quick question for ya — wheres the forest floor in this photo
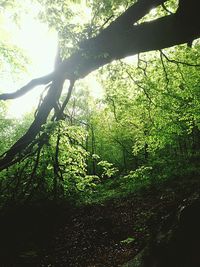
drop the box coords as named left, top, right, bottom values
left=0, top=175, right=199, bottom=267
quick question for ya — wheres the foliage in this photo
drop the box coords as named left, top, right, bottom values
left=0, top=0, right=29, bottom=78
left=97, top=160, right=118, bottom=179
left=124, top=166, right=153, bottom=185
left=0, top=42, right=28, bottom=73
left=120, top=236, right=135, bottom=244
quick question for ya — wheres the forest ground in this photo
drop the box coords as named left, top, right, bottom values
left=0, top=174, right=199, bottom=267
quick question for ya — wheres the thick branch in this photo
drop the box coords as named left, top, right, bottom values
left=103, top=0, right=168, bottom=30
left=0, top=73, right=54, bottom=100
left=58, top=12, right=200, bottom=81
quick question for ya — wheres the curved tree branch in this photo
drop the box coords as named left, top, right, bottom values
left=0, top=72, right=55, bottom=100
left=58, top=2, right=200, bottom=81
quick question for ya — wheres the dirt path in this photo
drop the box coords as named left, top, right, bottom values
left=39, top=190, right=184, bottom=266
left=0, top=176, right=199, bottom=267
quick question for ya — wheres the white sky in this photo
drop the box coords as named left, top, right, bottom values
left=1, top=5, right=58, bottom=118
left=1, top=3, right=104, bottom=118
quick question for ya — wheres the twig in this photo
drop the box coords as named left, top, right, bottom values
left=160, top=50, right=200, bottom=67
left=137, top=54, right=148, bottom=77
left=161, top=3, right=174, bottom=15
left=159, top=50, right=169, bottom=88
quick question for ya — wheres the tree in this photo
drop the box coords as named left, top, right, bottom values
left=0, top=0, right=200, bottom=170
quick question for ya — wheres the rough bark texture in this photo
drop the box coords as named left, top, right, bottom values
left=0, top=0, right=200, bottom=170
